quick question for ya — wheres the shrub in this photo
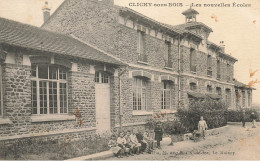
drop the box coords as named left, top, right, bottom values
left=0, top=134, right=110, bottom=160
left=162, top=120, right=188, bottom=135
left=176, top=97, right=227, bottom=133
left=228, top=108, right=259, bottom=122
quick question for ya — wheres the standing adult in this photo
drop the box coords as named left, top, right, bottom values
left=250, top=112, right=257, bottom=128
left=241, top=110, right=246, bottom=128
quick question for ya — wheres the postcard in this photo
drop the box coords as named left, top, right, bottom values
left=0, top=0, right=259, bottom=160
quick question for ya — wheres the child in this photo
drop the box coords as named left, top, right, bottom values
left=154, top=121, right=163, bottom=149
left=108, top=135, right=124, bottom=158
left=198, top=116, right=208, bottom=140
left=250, top=112, right=257, bottom=128
left=124, top=130, right=135, bottom=155
left=135, top=130, right=148, bottom=153
left=143, top=130, right=154, bottom=153
left=130, top=129, right=142, bottom=154
left=117, top=132, right=130, bottom=156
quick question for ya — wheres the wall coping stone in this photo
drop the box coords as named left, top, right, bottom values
left=182, top=72, right=235, bottom=86
left=31, top=114, right=76, bottom=122
left=115, top=122, right=147, bottom=128
left=128, top=63, right=179, bottom=76
left=137, top=61, right=149, bottom=65
left=0, top=117, right=12, bottom=125
left=160, top=109, right=177, bottom=114
left=132, top=110, right=153, bottom=116
left=0, top=127, right=97, bottom=141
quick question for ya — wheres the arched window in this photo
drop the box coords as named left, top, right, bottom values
left=190, top=82, right=197, bottom=91
left=31, top=64, right=68, bottom=115
left=225, top=88, right=231, bottom=108
left=95, top=72, right=109, bottom=83
left=133, top=77, right=148, bottom=111
left=161, top=81, right=173, bottom=109
left=207, top=85, right=213, bottom=93
left=216, top=87, right=222, bottom=96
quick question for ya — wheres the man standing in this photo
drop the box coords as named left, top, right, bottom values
left=241, top=110, right=246, bottom=128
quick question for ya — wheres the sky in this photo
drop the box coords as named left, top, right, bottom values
left=0, top=0, right=260, bottom=105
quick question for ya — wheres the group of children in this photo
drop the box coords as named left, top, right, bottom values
left=108, top=122, right=163, bottom=158
left=108, top=117, right=209, bottom=158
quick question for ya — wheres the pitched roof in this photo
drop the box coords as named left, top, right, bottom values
left=0, top=17, right=124, bottom=65
left=234, top=80, right=256, bottom=90
left=207, top=41, right=238, bottom=62
left=182, top=8, right=199, bottom=15
left=119, top=7, right=182, bottom=35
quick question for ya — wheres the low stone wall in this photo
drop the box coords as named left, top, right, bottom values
left=0, top=128, right=96, bottom=160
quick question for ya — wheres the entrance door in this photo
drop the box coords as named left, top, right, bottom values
left=95, top=72, right=111, bottom=135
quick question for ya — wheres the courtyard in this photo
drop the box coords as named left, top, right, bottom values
left=106, top=122, right=260, bottom=160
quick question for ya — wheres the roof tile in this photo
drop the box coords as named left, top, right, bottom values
left=0, top=17, right=124, bottom=65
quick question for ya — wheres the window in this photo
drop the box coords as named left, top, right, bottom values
left=217, top=60, right=221, bottom=79
left=95, top=72, right=109, bottom=83
left=190, top=48, right=196, bottom=72
left=242, top=91, right=245, bottom=107
left=225, top=89, right=231, bottom=108
left=165, top=41, right=172, bottom=68
left=0, top=64, right=3, bottom=117
left=31, top=64, right=68, bottom=115
left=226, top=64, right=231, bottom=81
left=190, top=82, right=197, bottom=91
left=216, top=87, right=222, bottom=96
left=161, top=81, right=172, bottom=109
left=137, top=30, right=147, bottom=62
left=207, top=55, right=212, bottom=76
left=133, top=77, right=147, bottom=111
left=207, top=85, right=213, bottom=93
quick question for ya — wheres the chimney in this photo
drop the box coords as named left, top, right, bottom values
left=220, top=41, right=225, bottom=53
left=42, top=1, right=51, bottom=23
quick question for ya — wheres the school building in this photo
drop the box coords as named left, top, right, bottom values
left=0, top=0, right=254, bottom=143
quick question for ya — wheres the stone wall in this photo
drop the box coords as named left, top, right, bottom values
left=0, top=51, right=100, bottom=140
left=42, top=0, right=180, bottom=71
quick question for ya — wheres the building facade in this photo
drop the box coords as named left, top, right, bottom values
left=0, top=0, right=254, bottom=145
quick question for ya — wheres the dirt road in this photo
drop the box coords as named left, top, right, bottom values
left=107, top=122, right=260, bottom=160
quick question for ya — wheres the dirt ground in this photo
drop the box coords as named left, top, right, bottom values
left=107, top=122, right=260, bottom=160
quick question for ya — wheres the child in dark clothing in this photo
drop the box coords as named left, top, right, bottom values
left=135, top=130, right=147, bottom=153
left=154, top=121, right=163, bottom=149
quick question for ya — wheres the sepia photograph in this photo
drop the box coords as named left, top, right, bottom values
left=0, top=0, right=259, bottom=160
